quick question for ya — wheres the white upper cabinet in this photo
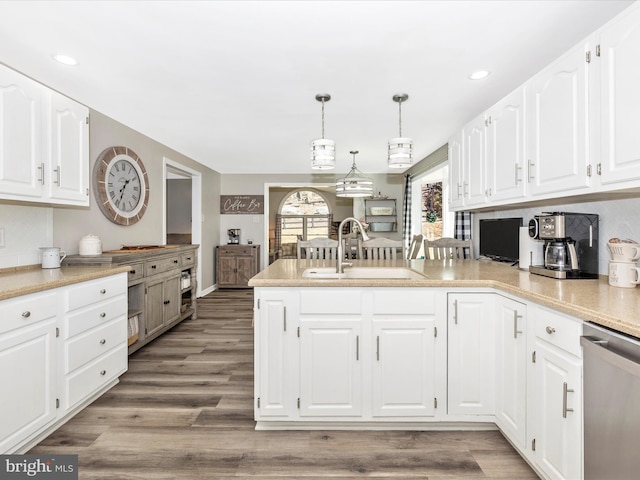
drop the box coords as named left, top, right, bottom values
left=463, top=114, right=488, bottom=207
left=486, top=86, right=527, bottom=202
left=597, top=4, right=640, bottom=185
left=0, top=64, right=89, bottom=206
left=448, top=130, right=464, bottom=209
left=527, top=40, right=591, bottom=196
left=0, top=66, right=44, bottom=199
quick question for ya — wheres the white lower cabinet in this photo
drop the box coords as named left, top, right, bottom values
left=0, top=273, right=128, bottom=454
left=495, top=295, right=527, bottom=449
left=447, top=293, right=496, bottom=415
left=529, top=305, right=583, bottom=480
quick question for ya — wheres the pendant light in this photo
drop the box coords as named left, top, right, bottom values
left=311, top=93, right=335, bottom=169
left=388, top=93, right=413, bottom=168
left=336, top=150, right=373, bottom=197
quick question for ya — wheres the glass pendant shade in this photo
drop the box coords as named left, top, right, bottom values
left=387, top=137, right=414, bottom=168
left=388, top=93, right=413, bottom=168
left=311, top=93, right=335, bottom=169
left=311, top=138, right=336, bottom=170
left=336, top=151, right=373, bottom=198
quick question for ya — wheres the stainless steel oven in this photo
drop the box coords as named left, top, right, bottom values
left=581, top=323, right=640, bottom=480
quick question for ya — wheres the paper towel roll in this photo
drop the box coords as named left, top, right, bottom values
left=519, top=226, right=544, bottom=270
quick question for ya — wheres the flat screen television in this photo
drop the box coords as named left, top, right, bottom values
left=479, top=217, right=523, bottom=263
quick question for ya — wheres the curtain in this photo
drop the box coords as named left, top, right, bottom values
left=402, top=173, right=412, bottom=259
left=454, top=211, right=472, bottom=259
left=274, top=213, right=282, bottom=256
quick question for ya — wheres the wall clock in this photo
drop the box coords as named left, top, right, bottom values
left=93, top=146, right=149, bottom=226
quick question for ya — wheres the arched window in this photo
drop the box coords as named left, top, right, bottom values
left=275, top=190, right=333, bottom=258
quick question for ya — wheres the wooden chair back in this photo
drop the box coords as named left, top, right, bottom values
left=297, top=237, right=339, bottom=260
left=423, top=237, right=473, bottom=260
left=407, top=234, right=424, bottom=259
left=358, top=238, right=403, bottom=260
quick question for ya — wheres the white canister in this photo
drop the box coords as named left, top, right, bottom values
left=40, top=247, right=67, bottom=269
left=608, top=261, right=640, bottom=288
left=79, top=234, right=102, bottom=256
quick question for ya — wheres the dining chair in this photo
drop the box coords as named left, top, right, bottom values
left=423, top=237, right=473, bottom=260
left=297, top=237, right=339, bottom=260
left=358, top=237, right=403, bottom=260
left=407, top=234, right=424, bottom=259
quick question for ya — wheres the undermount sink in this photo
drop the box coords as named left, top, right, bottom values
left=302, top=267, right=426, bottom=280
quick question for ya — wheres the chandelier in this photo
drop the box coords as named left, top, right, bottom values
left=310, top=93, right=335, bottom=169
left=335, top=150, right=373, bottom=198
left=388, top=93, right=413, bottom=168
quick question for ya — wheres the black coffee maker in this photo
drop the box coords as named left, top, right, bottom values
left=528, top=212, right=599, bottom=279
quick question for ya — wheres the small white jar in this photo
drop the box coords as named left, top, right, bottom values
left=79, top=234, right=102, bottom=256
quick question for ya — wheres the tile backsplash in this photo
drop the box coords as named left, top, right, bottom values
left=474, top=196, right=640, bottom=275
left=0, top=204, right=53, bottom=268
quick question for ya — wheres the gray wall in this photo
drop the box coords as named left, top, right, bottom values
left=52, top=110, right=220, bottom=292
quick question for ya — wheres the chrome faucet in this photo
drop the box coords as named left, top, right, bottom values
left=337, top=217, right=370, bottom=274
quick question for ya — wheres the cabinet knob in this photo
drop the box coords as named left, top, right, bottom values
left=21, top=311, right=31, bottom=318
left=545, top=326, right=556, bottom=334
left=173, top=259, right=178, bottom=264
left=164, top=300, right=170, bottom=305
left=151, top=265, right=157, bottom=269
left=99, top=339, right=106, bottom=345
left=100, top=289, right=106, bottom=294
left=100, top=312, right=106, bottom=318
left=100, top=370, right=106, bottom=376
left=129, top=269, right=136, bottom=275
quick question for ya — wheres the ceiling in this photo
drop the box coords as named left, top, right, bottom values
left=0, top=1, right=634, bottom=175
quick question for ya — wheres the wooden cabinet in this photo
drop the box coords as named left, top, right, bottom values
left=0, top=63, right=89, bottom=206
left=495, top=295, right=527, bottom=449
left=447, top=293, right=495, bottom=416
left=529, top=305, right=583, bottom=480
left=597, top=3, right=640, bottom=185
left=364, top=198, right=397, bottom=232
left=0, top=291, right=57, bottom=454
left=216, top=245, right=260, bottom=288
left=63, top=245, right=198, bottom=354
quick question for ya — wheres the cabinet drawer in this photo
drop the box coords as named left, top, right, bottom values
left=534, top=308, right=583, bottom=357
left=145, top=256, right=181, bottom=275
left=65, top=296, right=126, bottom=338
left=181, top=252, right=196, bottom=267
left=220, top=246, right=253, bottom=256
left=63, top=343, right=127, bottom=411
left=65, top=317, right=126, bottom=373
left=300, top=289, right=362, bottom=314
left=1, top=291, right=57, bottom=335
left=372, top=288, right=435, bottom=314
left=66, top=275, right=126, bottom=311
left=126, top=262, right=144, bottom=282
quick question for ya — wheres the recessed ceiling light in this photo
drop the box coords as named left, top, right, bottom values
left=469, top=70, right=490, bottom=80
left=53, top=54, right=78, bottom=66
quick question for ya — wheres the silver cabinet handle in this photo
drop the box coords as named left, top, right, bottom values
left=513, top=311, right=523, bottom=338
left=546, top=326, right=556, bottom=335
left=54, top=166, right=61, bottom=186
left=376, top=335, right=380, bottom=361
left=21, top=311, right=31, bottom=318
left=99, top=339, right=106, bottom=345
left=37, top=163, right=45, bottom=185
left=463, top=181, right=469, bottom=196
left=528, top=159, right=535, bottom=181
left=283, top=306, right=286, bottom=332
left=457, top=183, right=462, bottom=198
left=515, top=163, right=522, bottom=184
left=356, top=335, right=359, bottom=361
left=562, top=382, right=574, bottom=418
left=453, top=299, right=458, bottom=325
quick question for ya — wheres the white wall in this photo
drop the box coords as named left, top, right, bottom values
left=474, top=195, right=640, bottom=275
left=0, top=204, right=53, bottom=268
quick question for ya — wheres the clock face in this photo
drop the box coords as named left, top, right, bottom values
left=93, top=147, right=149, bottom=226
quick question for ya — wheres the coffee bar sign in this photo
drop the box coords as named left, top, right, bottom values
left=220, top=195, right=264, bottom=214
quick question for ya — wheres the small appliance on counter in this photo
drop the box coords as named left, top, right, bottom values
left=40, top=247, right=66, bottom=269
left=227, top=229, right=240, bottom=244
left=528, top=212, right=598, bottom=279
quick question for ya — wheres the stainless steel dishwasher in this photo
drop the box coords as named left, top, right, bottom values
left=581, top=323, right=640, bottom=480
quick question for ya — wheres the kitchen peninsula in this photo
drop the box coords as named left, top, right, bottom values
left=250, top=258, right=639, bottom=480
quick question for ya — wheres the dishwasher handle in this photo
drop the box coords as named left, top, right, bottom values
left=581, top=335, right=640, bottom=378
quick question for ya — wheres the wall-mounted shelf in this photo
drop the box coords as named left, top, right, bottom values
left=365, top=198, right=397, bottom=232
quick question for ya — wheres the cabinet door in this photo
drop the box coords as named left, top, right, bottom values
left=448, top=131, right=464, bottom=209
left=299, top=319, right=362, bottom=417
left=0, top=318, right=56, bottom=453
left=487, top=87, right=527, bottom=202
left=217, top=255, right=236, bottom=287
left=235, top=256, right=255, bottom=286
left=0, top=64, right=44, bottom=199
left=463, top=115, right=487, bottom=206
left=255, top=290, right=295, bottom=418
left=47, top=91, right=89, bottom=204
left=599, top=5, right=640, bottom=185
left=145, top=277, right=165, bottom=337
left=372, top=318, right=435, bottom=417
left=528, top=41, right=591, bottom=196
left=494, top=296, right=527, bottom=448
left=163, top=275, right=181, bottom=324
left=448, top=293, right=495, bottom=415
left=533, top=342, right=582, bottom=480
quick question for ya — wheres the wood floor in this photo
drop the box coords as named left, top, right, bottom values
left=30, top=289, right=539, bottom=479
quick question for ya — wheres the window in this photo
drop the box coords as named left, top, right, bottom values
left=411, top=165, right=454, bottom=243
left=277, top=191, right=332, bottom=257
